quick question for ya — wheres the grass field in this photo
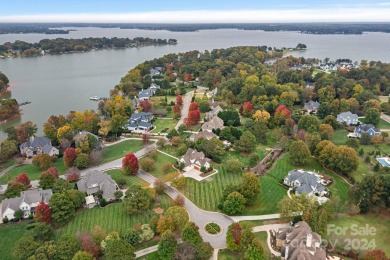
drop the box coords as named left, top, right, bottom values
left=221, top=145, right=270, bottom=168
left=267, top=155, right=351, bottom=206
left=218, top=249, right=244, bottom=260
left=138, top=251, right=159, bottom=260
left=254, top=231, right=272, bottom=258
left=106, top=169, right=148, bottom=187
left=333, top=129, right=349, bottom=145
left=58, top=194, right=172, bottom=237
left=324, top=213, right=390, bottom=256
left=151, top=118, right=177, bottom=133
left=0, top=222, right=30, bottom=259
left=0, top=159, right=66, bottom=184
left=101, top=140, right=144, bottom=163
left=141, top=153, right=177, bottom=179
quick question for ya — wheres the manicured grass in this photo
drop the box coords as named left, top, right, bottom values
left=221, top=145, right=269, bottom=168
left=324, top=213, right=390, bottom=256
left=58, top=194, right=172, bottom=236
left=0, top=222, right=30, bottom=260
left=205, top=222, right=221, bottom=234
left=0, top=159, right=16, bottom=172
left=267, top=155, right=351, bottom=208
left=0, top=159, right=66, bottom=184
left=254, top=231, right=272, bottom=258
left=141, top=153, right=177, bottom=179
left=218, top=249, right=244, bottom=260
left=151, top=118, right=177, bottom=133
left=101, top=140, right=144, bottom=163
left=106, top=169, right=148, bottom=187
left=333, top=129, right=349, bottom=145
left=138, top=251, right=159, bottom=260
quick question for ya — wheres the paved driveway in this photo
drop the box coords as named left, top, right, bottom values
left=175, top=90, right=194, bottom=129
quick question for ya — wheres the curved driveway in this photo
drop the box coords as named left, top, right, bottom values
left=175, top=90, right=194, bottom=130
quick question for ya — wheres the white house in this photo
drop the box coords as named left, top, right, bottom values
left=1, top=189, right=52, bottom=221
left=179, top=148, right=211, bottom=172
left=337, top=111, right=359, bottom=126
left=353, top=124, right=381, bottom=138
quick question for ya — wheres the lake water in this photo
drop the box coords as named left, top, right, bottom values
left=1, top=27, right=390, bottom=139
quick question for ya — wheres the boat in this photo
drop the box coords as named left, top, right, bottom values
left=90, top=96, right=99, bottom=101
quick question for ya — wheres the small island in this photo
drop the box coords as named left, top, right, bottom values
left=0, top=71, right=19, bottom=122
left=0, top=37, right=178, bottom=58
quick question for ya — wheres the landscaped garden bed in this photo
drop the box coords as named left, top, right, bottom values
left=205, top=222, right=222, bottom=235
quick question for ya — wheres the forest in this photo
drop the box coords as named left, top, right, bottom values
left=0, top=71, right=19, bottom=121
left=0, top=37, right=177, bottom=57
left=2, top=23, right=390, bottom=34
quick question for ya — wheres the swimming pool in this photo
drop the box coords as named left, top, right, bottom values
left=376, top=158, right=390, bottom=167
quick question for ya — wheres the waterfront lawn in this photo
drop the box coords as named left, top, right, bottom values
left=101, top=140, right=144, bottom=163
left=152, top=118, right=177, bottom=133
left=141, top=153, right=177, bottom=179
left=106, top=169, right=148, bottom=187
left=324, top=213, right=390, bottom=256
left=0, top=222, right=30, bottom=260
left=267, top=155, right=351, bottom=207
left=58, top=194, right=172, bottom=236
left=0, top=159, right=66, bottom=185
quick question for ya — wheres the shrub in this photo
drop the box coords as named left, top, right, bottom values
left=140, top=157, right=155, bottom=172
left=114, top=191, right=123, bottom=200
left=3, top=216, right=9, bottom=224
left=99, top=198, right=107, bottom=207
left=74, top=153, right=90, bottom=169
left=162, top=163, right=172, bottom=174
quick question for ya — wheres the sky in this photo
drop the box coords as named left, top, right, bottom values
left=1, top=0, right=390, bottom=23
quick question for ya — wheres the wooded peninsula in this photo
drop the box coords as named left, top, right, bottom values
left=0, top=37, right=178, bottom=58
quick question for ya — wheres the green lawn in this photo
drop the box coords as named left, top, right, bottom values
left=106, top=169, right=148, bottom=187
left=254, top=231, right=272, bottom=258
left=137, top=251, right=159, bottom=260
left=101, top=140, right=144, bottom=163
left=324, top=213, right=390, bottom=256
left=360, top=118, right=390, bottom=130
left=58, top=194, right=172, bottom=237
left=333, top=129, right=349, bottom=145
left=267, top=155, right=351, bottom=208
left=221, top=146, right=269, bottom=168
left=0, top=222, right=30, bottom=260
left=0, top=159, right=66, bottom=185
left=141, top=153, right=177, bottom=179
left=151, top=118, right=177, bottom=133
left=218, top=249, right=244, bottom=260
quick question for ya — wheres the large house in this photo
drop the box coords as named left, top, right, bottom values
left=150, top=67, right=163, bottom=77
left=74, top=131, right=102, bottom=150
left=303, top=101, right=320, bottom=114
left=20, top=136, right=59, bottom=158
left=202, top=115, right=224, bottom=132
left=76, top=170, right=119, bottom=202
left=188, top=131, right=217, bottom=142
left=1, top=188, right=53, bottom=221
left=354, top=124, right=380, bottom=138
left=179, top=148, right=211, bottom=172
left=138, top=83, right=160, bottom=101
left=337, top=111, right=359, bottom=125
left=127, top=112, right=154, bottom=131
left=276, top=221, right=327, bottom=260
left=284, top=170, right=328, bottom=197
left=205, top=104, right=223, bottom=120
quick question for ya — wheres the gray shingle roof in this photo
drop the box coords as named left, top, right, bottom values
left=304, top=101, right=320, bottom=110
left=286, top=170, right=325, bottom=195
left=20, top=136, right=51, bottom=151
left=180, top=148, right=211, bottom=168
left=1, top=188, right=52, bottom=213
left=337, top=111, right=358, bottom=121
left=77, top=170, right=118, bottom=200
left=202, top=116, right=224, bottom=131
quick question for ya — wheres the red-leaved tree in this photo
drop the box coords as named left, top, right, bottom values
left=79, top=232, right=101, bottom=258
left=184, top=73, right=192, bottom=82
left=188, top=109, right=200, bottom=126
left=122, top=153, right=139, bottom=175
left=241, top=102, right=253, bottom=116
left=166, top=64, right=173, bottom=74
left=364, top=250, right=388, bottom=260
left=34, top=201, right=51, bottom=224
left=46, top=167, right=59, bottom=179
left=274, top=104, right=292, bottom=125
left=64, top=148, right=77, bottom=167
left=173, top=104, right=181, bottom=119
left=65, top=167, right=80, bottom=182
left=15, top=173, right=31, bottom=187
left=231, top=223, right=242, bottom=245
left=189, top=102, right=199, bottom=112
left=139, top=100, right=152, bottom=112
left=176, top=95, right=183, bottom=106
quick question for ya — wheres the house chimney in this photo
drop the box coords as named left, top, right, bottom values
left=306, top=233, right=312, bottom=248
